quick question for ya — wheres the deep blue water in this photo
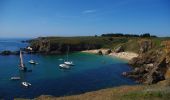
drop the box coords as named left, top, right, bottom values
left=0, top=39, right=135, bottom=99
left=0, top=38, right=28, bottom=51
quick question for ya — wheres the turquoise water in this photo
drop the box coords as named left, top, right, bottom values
left=0, top=39, right=135, bottom=99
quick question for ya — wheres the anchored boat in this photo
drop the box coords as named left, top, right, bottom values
left=29, top=59, right=38, bottom=64
left=10, top=77, right=21, bottom=80
left=64, top=46, right=75, bottom=66
left=19, top=50, right=27, bottom=72
left=21, top=81, right=31, bottom=87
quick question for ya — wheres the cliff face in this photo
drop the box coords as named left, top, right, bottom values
left=29, top=37, right=104, bottom=54
left=126, top=40, right=170, bottom=84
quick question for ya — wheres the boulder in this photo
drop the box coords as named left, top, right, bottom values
left=97, top=50, right=103, bottom=55
left=105, top=49, right=112, bottom=55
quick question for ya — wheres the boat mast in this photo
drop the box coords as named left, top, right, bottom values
left=66, top=46, right=69, bottom=61
left=20, top=50, right=24, bottom=68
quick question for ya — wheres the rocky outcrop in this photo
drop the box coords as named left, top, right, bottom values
left=139, top=39, right=153, bottom=54
left=97, top=50, right=103, bottom=55
left=0, top=50, right=20, bottom=55
left=123, top=40, right=170, bottom=84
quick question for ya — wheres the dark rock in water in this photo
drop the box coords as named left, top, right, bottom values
left=114, top=46, right=124, bottom=53
left=0, top=50, right=12, bottom=55
left=0, top=50, right=20, bottom=55
left=97, top=50, right=103, bottom=55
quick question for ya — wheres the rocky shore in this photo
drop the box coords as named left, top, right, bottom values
left=123, top=40, right=170, bottom=84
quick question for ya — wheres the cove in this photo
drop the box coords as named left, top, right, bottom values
left=0, top=52, right=136, bottom=99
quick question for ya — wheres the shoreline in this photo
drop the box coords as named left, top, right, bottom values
left=82, top=49, right=138, bottom=61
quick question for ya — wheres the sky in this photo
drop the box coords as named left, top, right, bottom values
left=0, top=0, right=170, bottom=38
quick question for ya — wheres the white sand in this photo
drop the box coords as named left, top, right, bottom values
left=82, top=49, right=138, bottom=61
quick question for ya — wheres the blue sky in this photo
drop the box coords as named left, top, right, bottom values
left=0, top=0, right=170, bottom=38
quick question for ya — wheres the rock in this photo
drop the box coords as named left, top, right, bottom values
left=97, top=50, right=103, bottom=55
left=105, top=49, right=112, bottom=55
left=129, top=50, right=162, bottom=67
left=0, top=50, right=20, bottom=55
left=165, top=68, right=170, bottom=79
left=139, top=39, right=153, bottom=54
left=0, top=50, right=12, bottom=55
left=157, top=79, right=170, bottom=87
left=114, top=46, right=124, bottom=53
left=127, top=48, right=169, bottom=84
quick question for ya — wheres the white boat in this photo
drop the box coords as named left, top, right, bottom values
left=64, top=46, right=75, bottom=66
left=59, top=64, right=70, bottom=69
left=22, top=82, right=31, bottom=87
left=29, top=59, right=38, bottom=64
left=64, top=61, right=74, bottom=66
left=10, top=77, right=21, bottom=80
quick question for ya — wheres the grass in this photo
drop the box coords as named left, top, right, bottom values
left=15, top=81, right=170, bottom=100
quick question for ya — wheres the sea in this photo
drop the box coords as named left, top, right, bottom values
left=0, top=38, right=136, bottom=99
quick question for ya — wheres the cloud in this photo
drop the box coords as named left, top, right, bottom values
left=82, top=9, right=97, bottom=14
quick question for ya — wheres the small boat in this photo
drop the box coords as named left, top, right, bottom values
left=10, top=77, right=21, bottom=80
left=29, top=59, right=38, bottom=64
left=64, top=61, right=74, bottom=66
left=64, top=46, right=75, bottom=66
left=59, top=64, right=70, bottom=69
left=22, top=82, right=31, bottom=87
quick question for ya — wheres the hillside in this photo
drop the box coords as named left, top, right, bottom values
left=16, top=79, right=170, bottom=100
left=28, top=36, right=170, bottom=54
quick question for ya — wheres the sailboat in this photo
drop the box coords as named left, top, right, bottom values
left=64, top=46, right=74, bottom=66
left=59, top=46, right=74, bottom=69
left=21, top=81, right=31, bottom=87
left=27, top=47, right=38, bottom=65
left=19, top=50, right=27, bottom=72
left=29, top=59, right=38, bottom=64
left=59, top=63, right=70, bottom=69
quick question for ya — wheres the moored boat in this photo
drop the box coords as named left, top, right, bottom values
left=21, top=82, right=31, bottom=87
left=10, top=77, right=21, bottom=80
left=64, top=46, right=75, bottom=66
left=29, top=59, right=38, bottom=64
left=59, top=64, right=70, bottom=69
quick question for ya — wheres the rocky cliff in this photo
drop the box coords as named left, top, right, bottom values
left=28, top=37, right=128, bottom=54
left=125, top=39, right=170, bottom=84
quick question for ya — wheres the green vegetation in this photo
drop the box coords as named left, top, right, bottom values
left=15, top=80, right=170, bottom=100
left=29, top=36, right=129, bottom=53
left=29, top=36, right=170, bottom=54
left=101, top=33, right=157, bottom=38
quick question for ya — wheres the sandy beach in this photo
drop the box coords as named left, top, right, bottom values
left=82, top=49, right=138, bottom=61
